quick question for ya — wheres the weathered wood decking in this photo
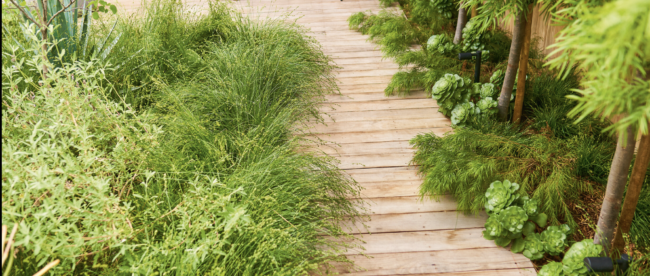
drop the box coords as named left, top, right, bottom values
left=116, top=0, right=536, bottom=274
left=234, top=1, right=536, bottom=275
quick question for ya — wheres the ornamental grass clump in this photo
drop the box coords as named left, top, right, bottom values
left=2, top=0, right=365, bottom=274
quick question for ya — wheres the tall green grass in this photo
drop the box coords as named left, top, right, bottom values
left=2, top=0, right=364, bottom=274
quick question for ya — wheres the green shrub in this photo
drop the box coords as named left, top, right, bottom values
left=2, top=0, right=365, bottom=274
left=2, top=52, right=159, bottom=274
left=410, top=118, right=595, bottom=229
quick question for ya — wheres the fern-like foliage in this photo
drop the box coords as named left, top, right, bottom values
left=411, top=118, right=599, bottom=230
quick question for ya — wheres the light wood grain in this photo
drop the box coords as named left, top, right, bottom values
left=306, top=127, right=453, bottom=144
left=332, top=248, right=535, bottom=275
left=319, top=98, right=439, bottom=112
left=332, top=228, right=497, bottom=254
left=343, top=211, right=489, bottom=234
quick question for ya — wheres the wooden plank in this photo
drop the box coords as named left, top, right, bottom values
left=317, top=107, right=441, bottom=123
left=307, top=141, right=415, bottom=155
left=336, top=83, right=393, bottom=93
left=343, top=211, right=489, bottom=234
left=335, top=153, right=414, bottom=169
left=353, top=195, right=459, bottom=215
left=307, top=127, right=453, bottom=144
left=319, top=99, right=438, bottom=112
left=329, top=51, right=386, bottom=59
left=336, top=68, right=400, bottom=78
left=323, top=91, right=426, bottom=103
left=345, top=167, right=421, bottom=182
left=308, top=118, right=449, bottom=134
left=333, top=228, right=496, bottom=255
left=334, top=63, right=400, bottom=71
left=333, top=248, right=535, bottom=275
left=332, top=57, right=396, bottom=65
left=358, top=180, right=422, bottom=198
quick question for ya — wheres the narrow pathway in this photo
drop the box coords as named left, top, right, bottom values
left=115, top=0, right=537, bottom=274
left=234, top=1, right=536, bottom=275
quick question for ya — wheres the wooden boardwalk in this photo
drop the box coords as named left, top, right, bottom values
left=116, top=0, right=536, bottom=274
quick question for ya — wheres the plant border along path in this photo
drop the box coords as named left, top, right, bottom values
left=116, top=0, right=534, bottom=274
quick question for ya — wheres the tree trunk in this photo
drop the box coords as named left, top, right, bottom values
left=594, top=125, right=637, bottom=255
left=41, top=0, right=49, bottom=76
left=471, top=5, right=477, bottom=18
left=496, top=11, right=526, bottom=121
left=611, top=130, right=650, bottom=257
left=453, top=2, right=467, bottom=44
left=512, top=3, right=534, bottom=123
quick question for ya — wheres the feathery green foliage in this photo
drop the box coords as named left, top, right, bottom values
left=2, top=0, right=364, bottom=274
left=411, top=118, right=594, bottom=229
left=546, top=0, right=650, bottom=140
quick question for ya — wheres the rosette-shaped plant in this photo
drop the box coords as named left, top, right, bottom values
left=522, top=233, right=545, bottom=260
left=429, top=0, right=455, bottom=18
left=562, top=239, right=602, bottom=275
left=522, top=198, right=539, bottom=217
left=482, top=214, right=505, bottom=240
left=479, top=83, right=497, bottom=98
left=541, top=224, right=571, bottom=256
left=490, top=69, right=504, bottom=86
left=451, top=101, right=477, bottom=125
left=426, top=33, right=456, bottom=54
left=539, top=261, right=565, bottom=276
left=461, top=18, right=490, bottom=60
left=476, top=97, right=497, bottom=117
left=484, top=180, right=520, bottom=214
left=432, top=74, right=471, bottom=116
left=498, top=206, right=528, bottom=233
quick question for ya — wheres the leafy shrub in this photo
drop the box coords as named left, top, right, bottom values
left=432, top=73, right=472, bottom=116
left=411, top=119, right=594, bottom=229
left=429, top=0, right=456, bottom=18
left=2, top=0, right=365, bottom=274
left=561, top=239, right=603, bottom=275
left=451, top=101, right=478, bottom=125
left=522, top=233, right=545, bottom=260
left=461, top=18, right=490, bottom=60
left=427, top=33, right=457, bottom=55
left=541, top=225, right=571, bottom=256
left=484, top=180, right=520, bottom=214
left=2, top=52, right=159, bottom=274
left=538, top=261, right=564, bottom=276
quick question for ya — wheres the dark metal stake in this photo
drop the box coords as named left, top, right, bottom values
left=458, top=50, right=482, bottom=83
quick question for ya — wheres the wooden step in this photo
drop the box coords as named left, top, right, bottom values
left=343, top=211, right=489, bottom=234
left=333, top=248, right=535, bottom=275
left=319, top=99, right=438, bottom=112
left=332, top=228, right=497, bottom=255
left=353, top=195, right=459, bottom=215
left=307, top=127, right=453, bottom=144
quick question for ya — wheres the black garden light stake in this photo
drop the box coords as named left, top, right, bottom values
left=584, top=254, right=631, bottom=273
left=458, top=50, right=482, bottom=83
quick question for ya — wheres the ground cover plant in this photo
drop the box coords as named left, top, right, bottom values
left=347, top=0, right=526, bottom=125
left=2, top=0, right=365, bottom=274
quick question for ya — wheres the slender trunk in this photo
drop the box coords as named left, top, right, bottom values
left=471, top=5, right=477, bottom=18
left=611, top=130, right=650, bottom=257
left=41, top=0, right=49, bottom=76
left=496, top=11, right=526, bottom=121
left=594, top=126, right=637, bottom=255
left=512, top=3, right=534, bottom=123
left=453, top=2, right=467, bottom=44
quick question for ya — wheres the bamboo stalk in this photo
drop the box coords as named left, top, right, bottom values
left=33, top=259, right=61, bottom=276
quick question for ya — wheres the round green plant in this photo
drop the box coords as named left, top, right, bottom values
left=484, top=180, right=520, bottom=214
left=498, top=206, right=528, bottom=233
left=562, top=239, right=603, bottom=275
left=539, top=261, right=564, bottom=276
left=541, top=224, right=571, bottom=256
left=451, top=101, right=477, bottom=125
left=522, top=233, right=545, bottom=260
